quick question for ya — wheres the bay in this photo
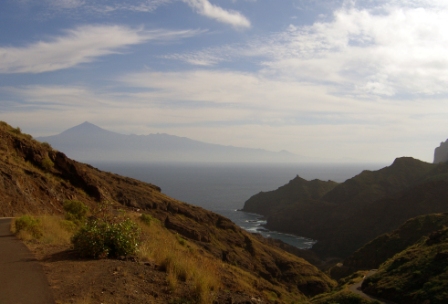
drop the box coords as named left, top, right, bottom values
left=93, top=162, right=385, bottom=249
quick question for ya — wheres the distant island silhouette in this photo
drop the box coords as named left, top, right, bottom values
left=37, top=122, right=304, bottom=163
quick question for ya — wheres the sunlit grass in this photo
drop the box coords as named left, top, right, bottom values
left=12, top=215, right=74, bottom=246
left=11, top=211, right=310, bottom=304
left=136, top=216, right=221, bottom=303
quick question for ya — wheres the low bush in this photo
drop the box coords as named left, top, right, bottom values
left=41, top=142, right=52, bottom=149
left=11, top=127, right=21, bottom=134
left=140, top=213, right=152, bottom=226
left=72, top=216, right=141, bottom=259
left=41, top=157, right=54, bottom=171
left=63, top=200, right=88, bottom=223
left=14, top=215, right=43, bottom=239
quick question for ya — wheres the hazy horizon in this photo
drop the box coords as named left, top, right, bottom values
left=38, top=121, right=401, bottom=164
left=1, top=1, right=448, bottom=163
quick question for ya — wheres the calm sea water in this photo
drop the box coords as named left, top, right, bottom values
left=93, top=162, right=385, bottom=249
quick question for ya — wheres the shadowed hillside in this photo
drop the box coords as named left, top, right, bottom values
left=361, top=226, right=448, bottom=303
left=243, top=176, right=338, bottom=215
left=243, top=157, right=448, bottom=258
left=0, top=121, right=336, bottom=303
left=331, top=213, right=448, bottom=279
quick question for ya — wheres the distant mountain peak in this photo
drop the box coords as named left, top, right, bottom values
left=80, top=121, right=96, bottom=127
left=60, top=121, right=113, bottom=136
left=38, top=122, right=303, bottom=163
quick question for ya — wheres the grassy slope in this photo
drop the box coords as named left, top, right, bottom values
left=0, top=121, right=336, bottom=303
left=345, top=213, right=448, bottom=271
left=362, top=227, right=448, bottom=304
left=329, top=213, right=448, bottom=280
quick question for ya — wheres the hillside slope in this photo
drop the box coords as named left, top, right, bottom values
left=311, top=179, right=448, bottom=257
left=243, top=176, right=338, bottom=215
left=0, top=121, right=335, bottom=301
left=361, top=226, right=448, bottom=303
left=242, top=157, right=448, bottom=258
left=331, top=213, right=448, bottom=279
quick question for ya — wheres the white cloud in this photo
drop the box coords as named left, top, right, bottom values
left=169, top=2, right=448, bottom=97
left=3, top=65, right=448, bottom=162
left=0, top=25, right=200, bottom=74
left=3, top=72, right=447, bottom=162
left=183, top=0, right=250, bottom=28
left=263, top=4, right=448, bottom=97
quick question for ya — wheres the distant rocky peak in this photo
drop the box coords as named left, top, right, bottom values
left=434, top=139, right=448, bottom=163
left=434, top=139, right=448, bottom=164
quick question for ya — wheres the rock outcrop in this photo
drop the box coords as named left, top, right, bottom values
left=434, top=139, right=448, bottom=163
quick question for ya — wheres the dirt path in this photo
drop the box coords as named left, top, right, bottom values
left=0, top=218, right=54, bottom=304
left=349, top=270, right=396, bottom=304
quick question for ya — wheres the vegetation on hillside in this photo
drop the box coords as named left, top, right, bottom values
left=11, top=210, right=222, bottom=303
left=362, top=227, right=448, bottom=303
left=335, top=213, right=448, bottom=278
left=1, top=121, right=336, bottom=303
left=6, top=120, right=448, bottom=303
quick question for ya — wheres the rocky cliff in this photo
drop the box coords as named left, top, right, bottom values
left=243, top=157, right=448, bottom=258
left=434, top=139, right=448, bottom=163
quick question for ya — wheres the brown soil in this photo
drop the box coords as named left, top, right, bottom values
left=30, top=244, right=266, bottom=304
left=0, top=218, right=54, bottom=304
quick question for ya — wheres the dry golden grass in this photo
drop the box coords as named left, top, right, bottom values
left=136, top=216, right=221, bottom=303
left=12, top=212, right=304, bottom=303
left=39, top=215, right=74, bottom=245
left=12, top=215, right=74, bottom=246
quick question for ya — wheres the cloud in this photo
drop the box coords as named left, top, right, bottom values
left=3, top=69, right=447, bottom=162
left=168, top=2, right=448, bottom=97
left=261, top=4, right=448, bottom=97
left=183, top=0, right=250, bottom=28
left=0, top=25, right=200, bottom=74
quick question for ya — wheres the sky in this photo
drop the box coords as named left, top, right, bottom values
left=1, top=0, right=448, bottom=163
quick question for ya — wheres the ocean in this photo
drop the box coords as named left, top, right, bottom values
left=93, top=162, right=386, bottom=249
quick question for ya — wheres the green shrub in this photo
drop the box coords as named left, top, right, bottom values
left=41, top=157, right=54, bottom=171
left=15, top=215, right=43, bottom=239
left=11, top=127, right=21, bottom=134
left=63, top=200, right=88, bottom=223
left=72, top=217, right=141, bottom=259
left=41, top=142, right=52, bottom=150
left=140, top=213, right=152, bottom=226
